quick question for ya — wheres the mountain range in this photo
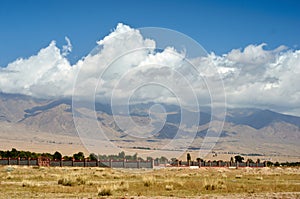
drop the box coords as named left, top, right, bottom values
left=0, top=92, right=299, bottom=161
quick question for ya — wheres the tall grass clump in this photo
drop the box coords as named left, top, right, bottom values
left=98, top=185, right=114, bottom=196
left=143, top=175, right=156, bottom=187
left=57, top=176, right=86, bottom=186
left=203, top=178, right=226, bottom=191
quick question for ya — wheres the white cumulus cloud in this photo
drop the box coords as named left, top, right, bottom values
left=0, top=23, right=299, bottom=115
left=62, top=36, right=72, bottom=56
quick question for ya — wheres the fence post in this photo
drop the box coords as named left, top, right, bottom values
left=123, top=159, right=126, bottom=168
left=236, top=161, right=239, bottom=169
left=137, top=159, right=140, bottom=169
left=8, top=157, right=10, bottom=165
left=96, top=159, right=98, bottom=167
left=84, top=158, right=86, bottom=167
left=17, top=157, right=20, bottom=165
left=109, top=159, right=112, bottom=168
left=28, top=157, right=30, bottom=166
left=151, top=159, right=154, bottom=168
left=60, top=159, right=63, bottom=167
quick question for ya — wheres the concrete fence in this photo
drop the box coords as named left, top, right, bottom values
left=0, top=158, right=38, bottom=166
left=0, top=158, right=154, bottom=168
left=171, top=160, right=266, bottom=168
left=0, top=158, right=266, bottom=168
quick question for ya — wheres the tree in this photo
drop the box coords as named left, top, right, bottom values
left=246, top=158, right=254, bottom=163
left=146, top=156, right=153, bottom=161
left=53, top=151, right=62, bottom=160
left=11, top=148, right=18, bottom=158
left=99, top=154, right=108, bottom=160
left=118, top=151, right=125, bottom=159
left=133, top=153, right=138, bottom=160
left=160, top=156, right=168, bottom=162
left=63, top=155, right=72, bottom=161
left=196, top=158, right=203, bottom=166
left=89, top=153, right=98, bottom=161
left=234, top=155, right=244, bottom=163
left=0, top=150, right=4, bottom=158
left=41, top=152, right=53, bottom=159
left=31, top=152, right=38, bottom=159
left=187, top=153, right=191, bottom=166
left=73, top=152, right=85, bottom=160
left=266, top=161, right=273, bottom=166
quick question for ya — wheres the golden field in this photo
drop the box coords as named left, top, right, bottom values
left=0, top=165, right=299, bottom=198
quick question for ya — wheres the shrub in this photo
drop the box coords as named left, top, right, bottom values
left=119, top=181, right=129, bottom=191
left=98, top=186, right=113, bottom=196
left=235, top=175, right=243, bottom=179
left=57, top=176, right=86, bottom=186
left=165, top=184, right=173, bottom=191
left=22, top=180, right=33, bottom=187
left=58, top=178, right=74, bottom=186
left=143, top=176, right=155, bottom=187
left=203, top=178, right=225, bottom=191
left=75, top=176, right=86, bottom=185
left=204, top=184, right=216, bottom=190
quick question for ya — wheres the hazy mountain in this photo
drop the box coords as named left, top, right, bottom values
left=0, top=93, right=299, bottom=159
left=226, top=108, right=300, bottom=129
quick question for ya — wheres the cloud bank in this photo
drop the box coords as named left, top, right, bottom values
left=0, top=23, right=299, bottom=115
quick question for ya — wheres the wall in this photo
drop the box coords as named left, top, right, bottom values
left=0, top=158, right=154, bottom=168
left=0, top=158, right=266, bottom=168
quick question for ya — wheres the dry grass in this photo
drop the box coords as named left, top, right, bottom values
left=142, top=175, right=156, bottom=187
left=57, top=176, right=86, bottom=186
left=97, top=185, right=113, bottom=196
left=0, top=166, right=299, bottom=198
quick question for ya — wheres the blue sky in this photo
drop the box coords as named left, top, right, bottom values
left=0, top=0, right=300, bottom=66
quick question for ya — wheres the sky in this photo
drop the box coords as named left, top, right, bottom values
left=1, top=0, right=300, bottom=66
left=0, top=0, right=300, bottom=115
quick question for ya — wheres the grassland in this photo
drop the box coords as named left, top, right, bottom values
left=0, top=165, right=299, bottom=198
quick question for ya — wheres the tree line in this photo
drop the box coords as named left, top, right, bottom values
left=1, top=149, right=299, bottom=166
left=0, top=148, right=76, bottom=160
left=0, top=148, right=165, bottom=162
left=180, top=153, right=300, bottom=167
